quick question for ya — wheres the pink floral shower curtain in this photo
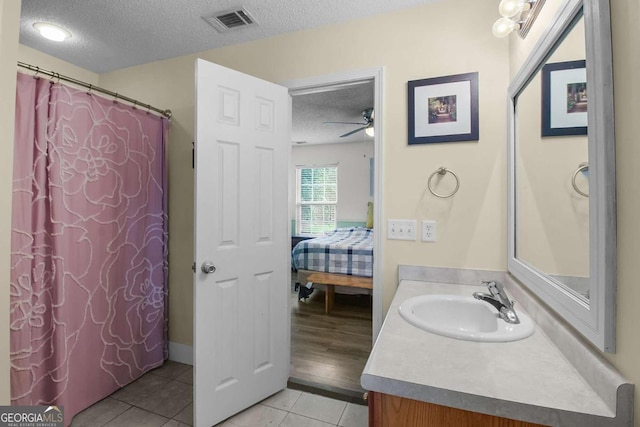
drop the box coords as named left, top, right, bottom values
left=10, top=72, right=169, bottom=425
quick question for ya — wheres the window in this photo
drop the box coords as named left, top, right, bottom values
left=296, top=166, right=338, bottom=235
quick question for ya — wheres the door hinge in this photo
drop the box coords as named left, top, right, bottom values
left=192, top=262, right=196, bottom=273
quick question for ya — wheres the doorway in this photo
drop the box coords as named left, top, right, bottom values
left=284, top=68, right=384, bottom=398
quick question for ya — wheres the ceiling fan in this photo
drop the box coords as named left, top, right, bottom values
left=324, top=108, right=374, bottom=137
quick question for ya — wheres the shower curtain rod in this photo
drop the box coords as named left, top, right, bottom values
left=17, top=61, right=172, bottom=119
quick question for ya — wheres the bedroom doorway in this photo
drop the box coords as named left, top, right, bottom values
left=284, top=68, right=383, bottom=398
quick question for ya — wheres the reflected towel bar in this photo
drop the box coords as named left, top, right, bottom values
left=571, top=162, right=589, bottom=197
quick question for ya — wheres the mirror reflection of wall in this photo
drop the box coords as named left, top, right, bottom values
left=515, top=15, right=589, bottom=300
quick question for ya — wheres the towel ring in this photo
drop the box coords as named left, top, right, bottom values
left=428, top=167, right=460, bottom=198
left=571, top=162, right=589, bottom=198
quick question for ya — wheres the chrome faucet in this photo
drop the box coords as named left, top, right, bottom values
left=473, top=281, right=520, bottom=324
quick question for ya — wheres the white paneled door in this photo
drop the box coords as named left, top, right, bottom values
left=193, top=59, right=291, bottom=427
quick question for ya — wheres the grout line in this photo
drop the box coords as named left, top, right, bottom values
left=171, top=399, right=193, bottom=424
left=289, top=389, right=303, bottom=411
left=81, top=401, right=133, bottom=427
left=337, top=402, right=348, bottom=427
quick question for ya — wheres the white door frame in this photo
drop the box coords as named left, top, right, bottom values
left=281, top=67, right=385, bottom=340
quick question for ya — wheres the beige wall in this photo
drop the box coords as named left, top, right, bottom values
left=0, top=0, right=21, bottom=404
left=6, top=0, right=639, bottom=422
left=608, top=1, right=640, bottom=426
left=18, top=44, right=100, bottom=84
left=98, top=0, right=510, bottom=346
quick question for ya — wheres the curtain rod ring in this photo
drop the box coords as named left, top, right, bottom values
left=427, top=167, right=460, bottom=198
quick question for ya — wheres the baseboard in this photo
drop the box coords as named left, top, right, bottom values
left=168, top=341, right=193, bottom=366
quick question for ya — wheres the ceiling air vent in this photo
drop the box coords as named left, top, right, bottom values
left=203, top=7, right=257, bottom=33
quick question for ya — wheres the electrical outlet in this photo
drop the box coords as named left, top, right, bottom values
left=422, top=220, right=437, bottom=242
left=388, top=219, right=417, bottom=241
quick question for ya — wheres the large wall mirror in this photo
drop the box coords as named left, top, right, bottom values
left=507, top=0, right=616, bottom=351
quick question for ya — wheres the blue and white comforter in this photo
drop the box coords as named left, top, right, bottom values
left=292, top=227, right=373, bottom=277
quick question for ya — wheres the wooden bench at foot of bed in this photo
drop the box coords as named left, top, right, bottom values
left=306, top=272, right=373, bottom=314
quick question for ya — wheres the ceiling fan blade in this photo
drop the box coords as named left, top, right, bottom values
left=340, top=126, right=368, bottom=137
left=323, top=121, right=367, bottom=125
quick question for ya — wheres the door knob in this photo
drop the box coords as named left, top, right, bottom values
left=201, top=261, right=216, bottom=274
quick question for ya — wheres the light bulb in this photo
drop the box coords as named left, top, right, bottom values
left=498, top=0, right=526, bottom=18
left=33, top=22, right=71, bottom=42
left=365, top=126, right=374, bottom=137
left=492, top=17, right=519, bottom=38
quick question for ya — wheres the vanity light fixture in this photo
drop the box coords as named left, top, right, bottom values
left=492, top=0, right=545, bottom=38
left=492, top=17, right=522, bottom=38
left=498, top=0, right=530, bottom=18
left=33, top=22, right=72, bottom=42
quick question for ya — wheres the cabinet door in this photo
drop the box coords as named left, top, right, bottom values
left=368, top=392, right=548, bottom=427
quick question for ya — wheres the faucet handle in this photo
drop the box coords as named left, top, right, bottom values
left=479, top=280, right=499, bottom=298
left=483, top=281, right=513, bottom=305
left=480, top=280, right=497, bottom=287
left=479, top=280, right=499, bottom=294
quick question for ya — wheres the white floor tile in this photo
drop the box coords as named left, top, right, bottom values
left=280, top=412, right=336, bottom=427
left=221, top=404, right=287, bottom=426
left=338, top=403, right=368, bottom=427
left=289, top=392, right=347, bottom=425
left=260, top=388, right=302, bottom=412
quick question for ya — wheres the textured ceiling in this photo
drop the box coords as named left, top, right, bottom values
left=19, top=0, right=421, bottom=145
left=292, top=81, right=374, bottom=145
left=19, top=0, right=439, bottom=74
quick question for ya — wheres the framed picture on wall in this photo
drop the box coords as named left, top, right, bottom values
left=541, top=60, right=587, bottom=137
left=407, top=72, right=479, bottom=144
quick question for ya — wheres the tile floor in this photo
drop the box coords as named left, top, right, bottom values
left=70, top=361, right=368, bottom=427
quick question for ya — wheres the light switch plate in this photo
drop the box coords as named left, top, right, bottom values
left=388, top=219, right=417, bottom=241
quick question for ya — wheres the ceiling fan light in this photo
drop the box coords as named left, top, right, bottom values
left=365, top=126, right=374, bottom=137
left=33, top=22, right=71, bottom=42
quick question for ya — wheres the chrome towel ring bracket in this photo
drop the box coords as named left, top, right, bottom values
left=428, top=167, right=460, bottom=198
left=571, top=162, right=589, bottom=197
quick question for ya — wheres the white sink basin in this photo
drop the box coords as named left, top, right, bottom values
left=398, top=294, right=534, bottom=342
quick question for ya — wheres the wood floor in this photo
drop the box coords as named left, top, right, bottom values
left=290, top=272, right=372, bottom=395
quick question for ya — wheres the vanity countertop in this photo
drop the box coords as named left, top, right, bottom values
left=361, top=280, right=622, bottom=426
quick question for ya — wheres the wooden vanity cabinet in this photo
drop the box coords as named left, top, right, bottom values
left=367, top=392, right=548, bottom=427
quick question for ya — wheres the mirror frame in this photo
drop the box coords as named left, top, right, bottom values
left=507, top=0, right=616, bottom=351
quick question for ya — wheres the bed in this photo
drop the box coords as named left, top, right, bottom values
left=292, top=228, right=373, bottom=307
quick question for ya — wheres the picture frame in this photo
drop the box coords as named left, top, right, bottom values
left=541, top=60, right=587, bottom=137
left=408, top=72, right=479, bottom=144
